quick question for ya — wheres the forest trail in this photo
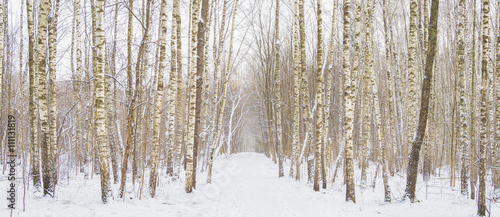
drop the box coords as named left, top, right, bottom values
left=205, top=153, right=333, bottom=217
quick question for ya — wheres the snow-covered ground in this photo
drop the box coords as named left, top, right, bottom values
left=2, top=153, right=499, bottom=217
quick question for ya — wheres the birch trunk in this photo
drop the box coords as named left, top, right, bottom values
left=48, top=0, right=60, bottom=189
left=298, top=0, right=313, bottom=184
left=353, top=0, right=361, bottom=95
left=360, top=0, right=371, bottom=189
left=343, top=0, right=356, bottom=203
left=408, top=0, right=418, bottom=159
left=470, top=0, right=478, bottom=200
left=381, top=0, right=392, bottom=202
left=351, top=2, right=361, bottom=178
left=36, top=0, right=52, bottom=196
left=150, top=0, right=168, bottom=197
left=200, top=2, right=213, bottom=174
left=108, top=0, right=120, bottom=184
left=478, top=0, right=490, bottom=215
left=94, top=0, right=111, bottom=203
left=185, top=0, right=200, bottom=193
left=27, top=0, right=41, bottom=189
left=72, top=0, right=82, bottom=178
left=313, top=0, right=324, bottom=192
left=323, top=0, right=337, bottom=189
left=292, top=0, right=300, bottom=181
left=362, top=0, right=373, bottom=190
left=18, top=1, right=25, bottom=202
left=173, top=0, right=184, bottom=180
left=275, top=0, right=284, bottom=178
left=404, top=0, right=439, bottom=202
left=119, top=0, right=135, bottom=198
left=166, top=0, right=178, bottom=177
left=458, top=0, right=469, bottom=196
left=193, top=0, right=210, bottom=189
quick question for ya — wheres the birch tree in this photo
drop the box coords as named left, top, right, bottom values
left=173, top=0, right=183, bottom=180
left=185, top=0, right=201, bottom=193
left=298, top=0, right=314, bottom=184
left=292, top=0, right=300, bottom=181
left=360, top=0, right=371, bottom=189
left=458, top=0, right=469, bottom=196
left=323, top=0, right=337, bottom=190
left=275, top=0, right=284, bottom=178
left=381, top=0, right=392, bottom=202
left=166, top=0, right=178, bottom=178
left=193, top=0, right=210, bottom=188
left=94, top=0, right=112, bottom=203
left=470, top=0, right=478, bottom=200
left=27, top=0, right=41, bottom=190
left=108, top=0, right=120, bottom=184
left=478, top=0, right=490, bottom=215
left=313, top=0, right=324, bottom=192
left=343, top=0, right=356, bottom=203
left=72, top=0, right=83, bottom=183
left=149, top=0, right=168, bottom=197
left=119, top=0, right=135, bottom=198
left=34, top=0, right=53, bottom=196
left=48, top=0, right=60, bottom=188
left=408, top=0, right=418, bottom=158
left=405, top=0, right=439, bottom=202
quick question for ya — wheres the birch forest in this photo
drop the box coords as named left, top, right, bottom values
left=0, top=0, right=500, bottom=216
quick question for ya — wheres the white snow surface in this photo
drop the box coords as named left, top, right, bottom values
left=2, top=153, right=498, bottom=217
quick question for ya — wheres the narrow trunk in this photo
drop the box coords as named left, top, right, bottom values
left=292, top=0, right=300, bottom=181
left=298, top=0, right=313, bottom=185
left=381, top=0, right=392, bottom=202
left=150, top=0, right=168, bottom=197
left=27, top=0, right=41, bottom=189
left=313, top=0, right=324, bottom=192
left=457, top=0, right=469, bottom=196
left=166, top=0, right=178, bottom=177
left=470, top=0, right=478, bottom=200
left=173, top=0, right=184, bottom=180
left=76, top=0, right=84, bottom=176
left=360, top=0, right=371, bottom=189
left=185, top=0, right=200, bottom=193
left=108, top=0, right=120, bottom=184
left=323, top=0, right=337, bottom=190
left=362, top=0, right=374, bottom=191
left=119, top=0, right=135, bottom=198
left=48, top=0, right=61, bottom=190
left=408, top=0, right=419, bottom=164
left=275, top=0, right=284, bottom=178
left=478, top=0, right=490, bottom=215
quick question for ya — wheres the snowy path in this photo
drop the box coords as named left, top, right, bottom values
left=204, top=153, right=333, bottom=217
left=2, top=152, right=497, bottom=217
